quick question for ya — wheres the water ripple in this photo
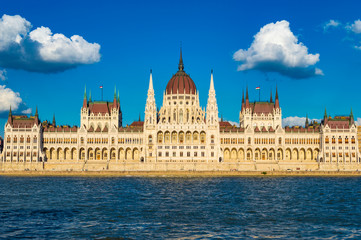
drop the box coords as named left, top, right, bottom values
left=1, top=177, right=361, bottom=239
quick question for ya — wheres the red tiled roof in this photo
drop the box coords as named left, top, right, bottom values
left=219, top=121, right=232, bottom=127
left=250, top=102, right=274, bottom=114
left=89, top=102, right=116, bottom=115
left=130, top=121, right=144, bottom=127
left=166, top=71, right=196, bottom=95
left=254, top=126, right=260, bottom=132
left=11, top=116, right=37, bottom=128
left=328, top=120, right=349, bottom=129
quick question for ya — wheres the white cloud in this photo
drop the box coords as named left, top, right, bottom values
left=0, top=85, right=22, bottom=112
left=0, top=69, right=6, bottom=80
left=323, top=20, right=340, bottom=31
left=0, top=14, right=31, bottom=51
left=349, top=19, right=361, bottom=34
left=21, top=108, right=32, bottom=114
left=0, top=14, right=101, bottom=73
left=233, top=20, right=322, bottom=79
left=282, top=116, right=321, bottom=127
left=356, top=118, right=361, bottom=126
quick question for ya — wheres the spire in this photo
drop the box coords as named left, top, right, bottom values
left=8, top=106, right=12, bottom=125
left=35, top=106, right=39, bottom=125
left=113, top=85, right=117, bottom=108
left=350, top=108, right=354, bottom=124
left=275, top=86, right=279, bottom=108
left=178, top=44, right=184, bottom=72
left=245, top=86, right=250, bottom=108
left=148, top=69, right=154, bottom=92
left=52, top=114, right=56, bottom=127
left=210, top=69, right=214, bottom=91
left=323, top=107, right=328, bottom=125
left=83, top=85, right=87, bottom=108
left=305, top=114, right=309, bottom=127
left=270, top=90, right=273, bottom=103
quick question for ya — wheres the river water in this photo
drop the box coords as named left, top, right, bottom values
left=0, top=176, right=360, bottom=239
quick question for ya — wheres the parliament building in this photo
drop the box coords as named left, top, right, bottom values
left=1, top=51, right=360, bottom=171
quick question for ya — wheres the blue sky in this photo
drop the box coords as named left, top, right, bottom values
left=1, top=0, right=361, bottom=135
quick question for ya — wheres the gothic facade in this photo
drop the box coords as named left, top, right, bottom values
left=2, top=52, right=360, bottom=170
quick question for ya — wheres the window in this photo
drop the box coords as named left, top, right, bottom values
left=211, top=152, right=214, bottom=157
left=148, top=135, right=153, bottom=144
left=338, top=137, right=342, bottom=144
left=187, top=152, right=190, bottom=157
left=158, top=152, right=162, bottom=157
left=180, top=152, right=183, bottom=157
left=27, top=136, right=30, bottom=143
left=194, top=152, right=197, bottom=157
left=173, top=152, right=176, bottom=157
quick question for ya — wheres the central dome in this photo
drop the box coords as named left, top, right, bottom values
left=165, top=50, right=196, bottom=95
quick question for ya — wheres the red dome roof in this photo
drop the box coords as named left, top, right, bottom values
left=165, top=50, right=197, bottom=95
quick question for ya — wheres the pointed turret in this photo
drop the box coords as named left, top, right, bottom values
left=178, top=45, right=184, bottom=72
left=323, top=108, right=328, bottom=125
left=305, top=114, right=309, bottom=128
left=210, top=69, right=214, bottom=91
left=113, top=85, right=117, bottom=109
left=350, top=108, right=354, bottom=125
left=8, top=106, right=12, bottom=125
left=83, top=86, right=87, bottom=108
left=35, top=106, right=39, bottom=125
left=270, top=90, right=273, bottom=103
left=241, top=90, right=245, bottom=110
left=52, top=114, right=56, bottom=127
left=245, top=86, right=250, bottom=108
left=275, top=86, right=280, bottom=109
left=148, top=69, right=154, bottom=93
left=144, top=69, right=157, bottom=127
left=206, top=69, right=219, bottom=127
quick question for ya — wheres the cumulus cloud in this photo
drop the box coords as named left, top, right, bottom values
left=355, top=117, right=361, bottom=126
left=21, top=108, right=32, bottom=114
left=233, top=20, right=322, bottom=79
left=0, top=85, right=22, bottom=112
left=349, top=19, right=361, bottom=34
left=0, top=14, right=101, bottom=73
left=282, top=116, right=321, bottom=127
left=0, top=69, right=6, bottom=80
left=323, top=20, right=341, bottom=31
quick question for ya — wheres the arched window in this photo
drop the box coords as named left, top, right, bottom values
left=26, top=136, right=30, bottom=143
left=179, top=110, right=183, bottom=123
left=20, top=136, right=24, bottom=143
left=338, top=136, right=342, bottom=144
left=325, top=136, right=329, bottom=144
left=279, top=137, right=282, bottom=145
